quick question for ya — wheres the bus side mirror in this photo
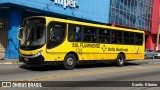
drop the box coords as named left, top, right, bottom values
left=17, top=27, right=23, bottom=41
left=50, top=28, right=55, bottom=41
left=18, top=27, right=23, bottom=30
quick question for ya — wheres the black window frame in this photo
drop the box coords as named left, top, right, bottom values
left=47, top=21, right=66, bottom=49
left=67, top=23, right=143, bottom=46
left=134, top=33, right=143, bottom=45
left=82, top=26, right=98, bottom=43
left=123, top=31, right=135, bottom=45
left=68, top=24, right=83, bottom=42
left=98, top=28, right=111, bottom=44
left=111, top=30, right=123, bottom=44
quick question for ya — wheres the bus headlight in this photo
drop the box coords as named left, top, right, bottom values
left=33, top=50, right=43, bottom=57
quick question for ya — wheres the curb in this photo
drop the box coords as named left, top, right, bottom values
left=0, top=59, right=23, bottom=65
left=0, top=62, right=24, bottom=65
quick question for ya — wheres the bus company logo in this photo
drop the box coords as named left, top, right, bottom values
left=51, top=0, right=78, bottom=9
left=134, top=47, right=140, bottom=55
left=136, top=47, right=140, bottom=54
left=102, top=45, right=107, bottom=52
left=2, top=82, right=12, bottom=87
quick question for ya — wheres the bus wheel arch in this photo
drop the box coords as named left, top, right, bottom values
left=116, top=52, right=126, bottom=67
left=63, top=52, right=79, bottom=70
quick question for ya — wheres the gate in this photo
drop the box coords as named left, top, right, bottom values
left=0, top=18, right=8, bottom=58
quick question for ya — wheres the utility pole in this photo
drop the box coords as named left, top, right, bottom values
left=156, top=23, right=160, bottom=50
left=156, top=0, right=160, bottom=50
left=156, top=15, right=160, bottom=50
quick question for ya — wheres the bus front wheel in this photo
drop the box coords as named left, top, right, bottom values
left=116, top=54, right=125, bottom=67
left=63, top=54, right=77, bottom=70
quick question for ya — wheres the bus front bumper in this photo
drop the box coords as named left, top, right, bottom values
left=19, top=55, right=44, bottom=65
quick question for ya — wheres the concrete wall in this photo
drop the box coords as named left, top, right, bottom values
left=5, top=9, right=21, bottom=58
left=151, top=0, right=160, bottom=34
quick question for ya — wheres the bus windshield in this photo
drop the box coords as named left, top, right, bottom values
left=20, top=18, right=46, bottom=46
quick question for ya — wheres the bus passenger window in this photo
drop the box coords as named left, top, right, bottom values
left=84, top=35, right=90, bottom=42
left=68, top=24, right=82, bottom=42
left=47, top=22, right=66, bottom=49
left=75, top=33, right=81, bottom=41
left=99, top=29, right=111, bottom=43
left=124, top=31, right=134, bottom=45
left=111, top=30, right=122, bottom=44
left=69, top=33, right=76, bottom=41
left=83, top=26, right=97, bottom=42
left=134, top=33, right=143, bottom=45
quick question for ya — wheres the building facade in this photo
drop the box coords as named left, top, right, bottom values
left=0, top=0, right=158, bottom=59
left=109, top=0, right=160, bottom=51
left=110, top=0, right=153, bottom=31
left=147, top=0, right=160, bottom=50
left=0, top=0, right=110, bottom=58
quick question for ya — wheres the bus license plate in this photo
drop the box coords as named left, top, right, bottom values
left=24, top=58, right=28, bottom=61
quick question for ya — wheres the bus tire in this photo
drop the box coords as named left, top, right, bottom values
left=63, top=54, right=77, bottom=70
left=116, top=54, right=125, bottom=67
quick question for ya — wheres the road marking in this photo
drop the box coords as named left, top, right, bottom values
left=20, top=65, right=160, bottom=81
left=148, top=62, right=160, bottom=64
left=131, top=66, right=143, bottom=68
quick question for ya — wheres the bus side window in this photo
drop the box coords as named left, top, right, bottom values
left=112, top=30, right=122, bottom=44
left=47, top=22, right=66, bottom=49
left=99, top=28, right=110, bottom=43
left=135, top=33, right=143, bottom=45
left=68, top=24, right=82, bottom=42
left=68, top=33, right=75, bottom=41
left=124, top=31, right=134, bottom=45
left=83, top=26, right=97, bottom=42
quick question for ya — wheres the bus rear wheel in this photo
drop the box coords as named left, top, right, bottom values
left=63, top=54, right=77, bottom=70
left=116, top=54, right=125, bottom=67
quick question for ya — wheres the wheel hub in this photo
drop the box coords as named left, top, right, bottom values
left=119, top=57, right=123, bottom=65
left=67, top=58, right=74, bottom=66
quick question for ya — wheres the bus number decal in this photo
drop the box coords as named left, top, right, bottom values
left=76, top=48, right=82, bottom=53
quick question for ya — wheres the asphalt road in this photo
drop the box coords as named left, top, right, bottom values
left=0, top=59, right=160, bottom=90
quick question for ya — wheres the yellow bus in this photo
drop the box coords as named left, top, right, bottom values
left=17, top=16, right=145, bottom=70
